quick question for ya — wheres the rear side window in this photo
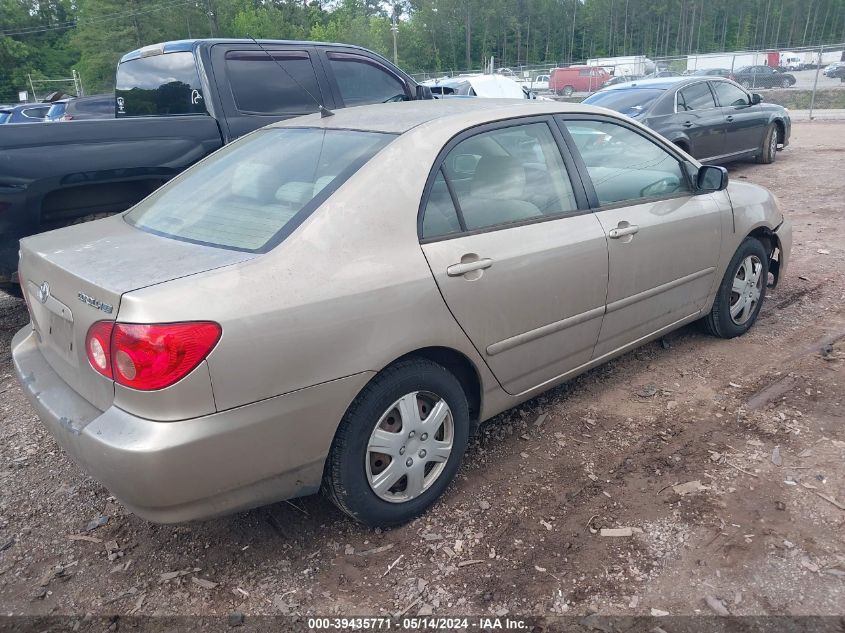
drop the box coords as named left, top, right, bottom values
left=225, top=51, right=322, bottom=115
left=563, top=119, right=689, bottom=206
left=126, top=128, right=394, bottom=252
left=22, top=106, right=48, bottom=119
left=115, top=52, right=206, bottom=117
left=328, top=53, right=408, bottom=106
left=422, top=122, right=578, bottom=238
left=677, top=82, right=716, bottom=111
left=0, top=112, right=10, bottom=124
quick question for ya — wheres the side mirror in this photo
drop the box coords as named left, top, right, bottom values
left=416, top=85, right=433, bottom=100
left=697, top=165, right=729, bottom=192
left=751, top=93, right=763, bottom=105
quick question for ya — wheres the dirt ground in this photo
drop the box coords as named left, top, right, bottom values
left=0, top=122, right=843, bottom=624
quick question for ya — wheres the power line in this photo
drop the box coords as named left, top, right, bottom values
left=0, top=0, right=200, bottom=37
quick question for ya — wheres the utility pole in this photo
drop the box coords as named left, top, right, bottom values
left=206, top=0, right=216, bottom=37
left=391, top=10, right=399, bottom=65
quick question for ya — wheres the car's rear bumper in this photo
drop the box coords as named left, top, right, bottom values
left=12, top=326, right=373, bottom=523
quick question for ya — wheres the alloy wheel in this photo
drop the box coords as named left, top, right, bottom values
left=366, top=391, right=454, bottom=503
left=729, top=255, right=763, bottom=325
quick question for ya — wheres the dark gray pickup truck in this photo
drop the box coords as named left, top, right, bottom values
left=0, top=38, right=431, bottom=290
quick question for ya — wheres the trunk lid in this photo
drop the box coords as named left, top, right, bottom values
left=18, top=215, right=254, bottom=411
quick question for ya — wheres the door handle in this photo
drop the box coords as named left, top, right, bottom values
left=447, top=258, right=493, bottom=277
left=608, top=224, right=639, bottom=239
left=726, top=115, right=735, bottom=122
left=682, top=121, right=695, bottom=128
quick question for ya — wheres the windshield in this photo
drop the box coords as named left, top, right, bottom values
left=582, top=88, right=664, bottom=117
left=126, top=128, right=395, bottom=252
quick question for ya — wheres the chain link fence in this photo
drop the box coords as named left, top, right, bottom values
left=413, top=42, right=845, bottom=119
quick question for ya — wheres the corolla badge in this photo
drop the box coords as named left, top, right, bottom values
left=37, top=282, right=50, bottom=304
left=78, top=292, right=114, bottom=314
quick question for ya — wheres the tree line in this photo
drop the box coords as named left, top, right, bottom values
left=2, top=0, right=844, bottom=101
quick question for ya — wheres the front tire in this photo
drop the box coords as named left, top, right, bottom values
left=322, top=358, right=470, bottom=527
left=756, top=123, right=778, bottom=164
left=562, top=85, right=575, bottom=97
left=704, top=238, right=768, bottom=339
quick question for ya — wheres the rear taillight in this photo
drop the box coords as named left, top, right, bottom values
left=85, top=321, right=221, bottom=391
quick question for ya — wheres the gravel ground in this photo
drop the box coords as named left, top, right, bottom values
left=0, top=121, right=843, bottom=625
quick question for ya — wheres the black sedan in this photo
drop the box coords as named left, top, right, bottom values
left=732, top=65, right=796, bottom=89
left=582, top=76, right=791, bottom=164
left=693, top=68, right=734, bottom=78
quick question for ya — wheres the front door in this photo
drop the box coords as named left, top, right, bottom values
left=558, top=116, right=723, bottom=359
left=675, top=81, right=726, bottom=161
left=420, top=119, right=609, bottom=395
left=711, top=80, right=767, bottom=156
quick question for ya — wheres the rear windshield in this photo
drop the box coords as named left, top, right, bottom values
left=115, top=52, right=206, bottom=117
left=583, top=88, right=664, bottom=116
left=125, top=128, right=394, bottom=252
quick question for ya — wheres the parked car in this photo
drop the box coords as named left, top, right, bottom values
left=693, top=68, right=734, bottom=79
left=0, top=38, right=431, bottom=291
left=823, top=62, right=845, bottom=81
left=583, top=76, right=791, bottom=165
left=12, top=99, right=791, bottom=526
left=423, top=74, right=539, bottom=99
left=732, top=65, right=796, bottom=89
left=0, top=103, right=50, bottom=124
left=549, top=66, right=610, bottom=96
left=605, top=74, right=644, bottom=87
left=529, top=74, right=550, bottom=91
left=646, top=70, right=681, bottom=78
left=45, top=94, right=115, bottom=121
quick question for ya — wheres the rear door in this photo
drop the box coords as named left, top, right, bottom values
left=674, top=81, right=726, bottom=161
left=419, top=118, right=609, bottom=395
left=210, top=44, right=333, bottom=140
left=558, top=115, right=723, bottom=359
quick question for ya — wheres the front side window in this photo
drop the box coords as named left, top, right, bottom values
left=225, top=51, right=322, bottom=115
left=677, top=82, right=716, bottom=111
left=115, top=52, right=206, bottom=117
left=422, top=122, right=578, bottom=237
left=563, top=119, right=690, bottom=206
left=712, top=82, right=750, bottom=107
left=328, top=53, right=407, bottom=106
left=126, top=128, right=394, bottom=252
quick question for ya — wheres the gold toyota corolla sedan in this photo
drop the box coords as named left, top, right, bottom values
left=12, top=99, right=791, bottom=526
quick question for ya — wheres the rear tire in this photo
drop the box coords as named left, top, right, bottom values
left=741, top=80, right=752, bottom=89
left=322, top=358, right=470, bottom=527
left=562, top=85, right=575, bottom=97
left=780, top=78, right=791, bottom=88
left=756, top=123, right=778, bottom=164
left=704, top=237, right=768, bottom=339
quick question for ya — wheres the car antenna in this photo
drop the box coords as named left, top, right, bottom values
left=248, top=36, right=334, bottom=118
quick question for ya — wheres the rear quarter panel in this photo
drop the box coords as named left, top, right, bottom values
left=116, top=130, right=501, bottom=422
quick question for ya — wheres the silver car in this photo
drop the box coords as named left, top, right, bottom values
left=12, top=100, right=791, bottom=526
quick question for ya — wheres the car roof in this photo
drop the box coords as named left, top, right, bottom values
left=598, top=76, right=734, bottom=91
left=120, top=38, right=384, bottom=63
left=270, top=99, right=612, bottom=135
